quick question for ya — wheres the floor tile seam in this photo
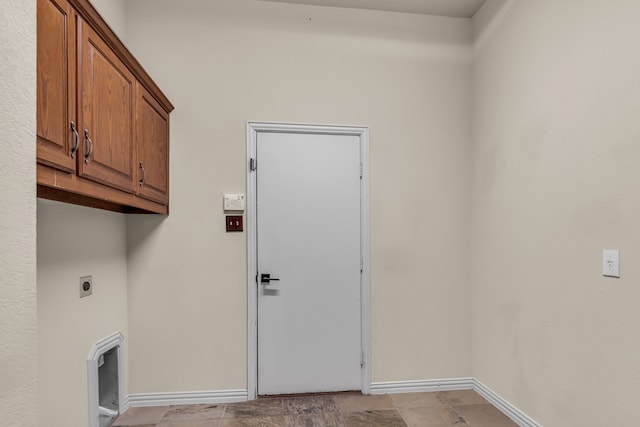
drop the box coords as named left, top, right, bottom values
left=219, top=403, right=228, bottom=421
left=389, top=396, right=451, bottom=410
left=449, top=403, right=471, bottom=426
left=218, top=403, right=228, bottom=420
left=392, top=403, right=452, bottom=410
left=394, top=406, right=412, bottom=427
left=397, top=404, right=472, bottom=427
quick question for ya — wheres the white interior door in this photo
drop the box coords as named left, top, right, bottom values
left=256, top=131, right=362, bottom=395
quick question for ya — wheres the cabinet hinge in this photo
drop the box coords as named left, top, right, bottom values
left=250, top=158, right=257, bottom=172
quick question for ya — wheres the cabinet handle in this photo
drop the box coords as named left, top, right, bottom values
left=84, top=129, right=93, bottom=164
left=70, top=121, right=79, bottom=158
left=139, top=161, right=145, bottom=186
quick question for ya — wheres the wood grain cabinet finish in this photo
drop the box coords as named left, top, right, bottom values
left=78, top=19, right=135, bottom=193
left=135, top=83, right=169, bottom=204
left=37, top=0, right=77, bottom=173
left=36, top=0, right=173, bottom=214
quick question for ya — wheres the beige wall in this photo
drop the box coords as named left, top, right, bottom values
left=0, top=0, right=37, bottom=425
left=37, top=201, right=129, bottom=426
left=20, top=0, right=640, bottom=422
left=36, top=2, right=130, bottom=426
left=90, top=0, right=127, bottom=41
left=124, top=0, right=473, bottom=393
left=472, top=1, right=640, bottom=425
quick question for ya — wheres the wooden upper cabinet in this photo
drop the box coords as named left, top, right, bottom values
left=36, top=0, right=173, bottom=214
left=37, top=0, right=77, bottom=173
left=135, top=83, right=170, bottom=205
left=77, top=19, right=135, bottom=194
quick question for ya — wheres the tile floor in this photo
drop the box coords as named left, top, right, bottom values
left=112, top=390, right=517, bottom=427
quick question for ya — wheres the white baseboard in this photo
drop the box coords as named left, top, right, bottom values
left=122, top=380, right=539, bottom=427
left=369, top=378, right=540, bottom=427
left=370, top=378, right=474, bottom=394
left=126, top=389, right=248, bottom=408
left=472, top=379, right=540, bottom=427
left=121, top=398, right=130, bottom=414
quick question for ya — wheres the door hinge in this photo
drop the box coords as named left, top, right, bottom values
left=250, top=158, right=257, bottom=171
left=360, top=256, right=363, bottom=273
left=361, top=351, right=365, bottom=368
left=359, top=162, right=363, bottom=179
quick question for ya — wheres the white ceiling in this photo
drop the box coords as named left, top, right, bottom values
left=258, top=0, right=487, bottom=18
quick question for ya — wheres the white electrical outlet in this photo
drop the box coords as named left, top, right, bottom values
left=602, top=250, right=620, bottom=278
left=80, top=275, right=93, bottom=297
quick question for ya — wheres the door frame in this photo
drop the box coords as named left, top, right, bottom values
left=246, top=122, right=371, bottom=399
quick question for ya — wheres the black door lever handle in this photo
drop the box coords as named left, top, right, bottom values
left=260, top=273, right=280, bottom=284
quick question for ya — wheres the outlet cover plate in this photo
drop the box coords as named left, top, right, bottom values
left=80, top=275, right=93, bottom=297
left=602, top=250, right=620, bottom=278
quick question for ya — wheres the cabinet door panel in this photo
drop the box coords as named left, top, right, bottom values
left=37, top=0, right=76, bottom=173
left=78, top=20, right=135, bottom=193
left=135, top=84, right=169, bottom=204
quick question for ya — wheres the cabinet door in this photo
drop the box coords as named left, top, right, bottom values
left=78, top=20, right=135, bottom=193
left=37, top=0, right=77, bottom=173
left=135, top=83, right=169, bottom=205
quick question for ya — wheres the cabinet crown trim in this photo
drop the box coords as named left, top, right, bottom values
left=70, top=0, right=174, bottom=113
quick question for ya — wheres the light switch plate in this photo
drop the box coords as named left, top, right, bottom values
left=226, top=215, right=243, bottom=232
left=224, top=194, right=245, bottom=211
left=602, top=250, right=620, bottom=278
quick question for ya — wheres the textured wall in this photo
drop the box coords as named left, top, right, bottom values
left=124, top=0, right=473, bottom=393
left=472, top=1, right=640, bottom=425
left=0, top=0, right=37, bottom=425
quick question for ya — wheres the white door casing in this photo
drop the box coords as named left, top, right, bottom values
left=247, top=123, right=370, bottom=399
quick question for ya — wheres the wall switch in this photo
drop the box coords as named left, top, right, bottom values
left=602, top=250, right=620, bottom=278
left=226, top=215, right=243, bottom=232
left=224, top=194, right=245, bottom=211
left=80, top=275, right=93, bottom=297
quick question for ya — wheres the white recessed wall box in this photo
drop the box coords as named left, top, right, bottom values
left=224, top=193, right=246, bottom=211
